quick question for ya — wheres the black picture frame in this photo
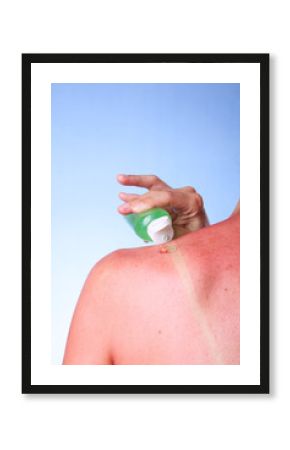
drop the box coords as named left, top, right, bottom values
left=22, top=53, right=269, bottom=394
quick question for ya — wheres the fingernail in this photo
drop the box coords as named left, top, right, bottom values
left=119, top=203, right=132, bottom=213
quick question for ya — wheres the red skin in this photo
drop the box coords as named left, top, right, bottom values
left=63, top=213, right=240, bottom=365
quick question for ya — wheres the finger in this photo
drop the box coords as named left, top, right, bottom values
left=117, top=174, right=171, bottom=190
left=118, top=192, right=140, bottom=201
left=129, top=189, right=203, bottom=215
left=128, top=190, right=176, bottom=213
left=117, top=203, right=134, bottom=214
left=173, top=192, right=204, bottom=220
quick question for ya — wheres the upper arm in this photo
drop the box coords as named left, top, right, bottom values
left=63, top=251, right=122, bottom=365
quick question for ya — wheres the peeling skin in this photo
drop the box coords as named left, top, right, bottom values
left=159, top=241, right=223, bottom=364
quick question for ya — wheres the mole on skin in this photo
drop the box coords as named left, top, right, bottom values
left=159, top=244, right=177, bottom=254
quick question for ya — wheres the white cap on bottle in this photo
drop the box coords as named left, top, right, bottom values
left=147, top=216, right=174, bottom=244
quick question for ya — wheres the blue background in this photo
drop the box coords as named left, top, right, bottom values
left=51, top=83, right=240, bottom=363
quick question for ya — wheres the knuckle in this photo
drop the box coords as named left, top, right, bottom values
left=183, top=186, right=196, bottom=194
left=151, top=174, right=159, bottom=183
left=195, top=193, right=204, bottom=210
left=163, top=190, right=173, bottom=204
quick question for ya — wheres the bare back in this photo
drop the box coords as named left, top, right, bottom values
left=63, top=214, right=240, bottom=365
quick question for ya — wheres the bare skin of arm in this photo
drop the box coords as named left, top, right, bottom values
left=63, top=208, right=240, bottom=365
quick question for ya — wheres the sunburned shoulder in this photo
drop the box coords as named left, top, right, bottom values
left=87, top=214, right=239, bottom=292
left=64, top=217, right=240, bottom=365
left=84, top=246, right=152, bottom=290
left=89, top=244, right=162, bottom=277
left=83, top=243, right=178, bottom=305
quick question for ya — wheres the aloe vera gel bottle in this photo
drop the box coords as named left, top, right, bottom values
left=125, top=208, right=174, bottom=244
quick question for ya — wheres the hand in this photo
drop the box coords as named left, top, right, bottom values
left=117, top=174, right=209, bottom=238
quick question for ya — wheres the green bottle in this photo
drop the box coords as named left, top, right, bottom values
left=125, top=208, right=174, bottom=244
